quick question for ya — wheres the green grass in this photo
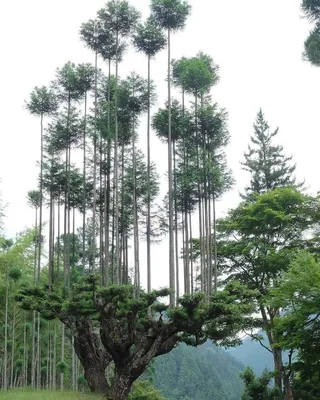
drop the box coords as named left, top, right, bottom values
left=0, top=390, right=103, bottom=400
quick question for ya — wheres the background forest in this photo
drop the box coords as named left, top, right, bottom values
left=1, top=1, right=320, bottom=400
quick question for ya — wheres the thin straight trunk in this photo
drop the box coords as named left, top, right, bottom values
left=60, top=323, right=65, bottom=391
left=3, top=270, right=9, bottom=390
left=83, top=92, right=87, bottom=272
left=31, top=310, right=36, bottom=388
left=48, top=185, right=53, bottom=290
left=35, top=112, right=44, bottom=389
left=23, top=315, right=27, bottom=387
left=52, top=200, right=55, bottom=285
left=120, top=142, right=125, bottom=284
left=30, top=204, right=39, bottom=389
left=201, top=197, right=206, bottom=293
left=189, top=209, right=194, bottom=293
left=181, top=88, right=190, bottom=295
left=57, top=198, right=61, bottom=282
left=111, top=191, right=115, bottom=283
left=167, top=28, right=175, bottom=307
left=37, top=113, right=44, bottom=284
left=203, top=130, right=211, bottom=297
left=72, top=337, right=76, bottom=390
left=64, top=92, right=71, bottom=289
left=114, top=31, right=120, bottom=283
left=99, top=132, right=104, bottom=284
left=73, top=207, right=76, bottom=271
left=213, top=195, right=218, bottom=292
left=104, top=59, right=112, bottom=287
left=36, top=314, right=41, bottom=389
left=132, top=105, right=140, bottom=296
left=146, top=55, right=151, bottom=293
left=53, top=322, right=57, bottom=390
left=10, top=303, right=16, bottom=388
left=125, top=230, right=129, bottom=284
left=173, top=143, right=180, bottom=298
left=47, top=324, right=50, bottom=389
left=182, top=211, right=186, bottom=295
left=92, top=48, right=98, bottom=276
left=195, top=95, right=204, bottom=292
left=68, top=145, right=71, bottom=290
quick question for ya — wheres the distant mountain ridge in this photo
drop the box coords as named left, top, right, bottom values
left=153, top=341, right=245, bottom=400
left=227, top=332, right=274, bottom=375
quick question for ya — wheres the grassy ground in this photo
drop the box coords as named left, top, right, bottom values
left=0, top=390, right=103, bottom=400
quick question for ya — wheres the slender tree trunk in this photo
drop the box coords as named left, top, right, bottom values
left=92, top=48, right=98, bottom=276
left=104, top=58, right=112, bottom=287
left=23, top=314, right=27, bottom=387
left=36, top=313, right=41, bottom=389
left=114, top=31, right=120, bottom=283
left=99, top=132, right=104, bottom=284
left=132, top=110, right=140, bottom=296
left=10, top=303, right=16, bottom=388
left=167, top=28, right=175, bottom=307
left=212, top=194, right=218, bottom=292
left=189, top=209, right=194, bottom=293
left=53, top=322, right=57, bottom=390
left=283, top=374, right=294, bottom=400
left=146, top=55, right=152, bottom=293
left=48, top=183, right=54, bottom=290
left=173, top=143, right=181, bottom=298
left=3, top=270, right=9, bottom=390
left=60, top=323, right=65, bottom=391
left=83, top=91, right=88, bottom=272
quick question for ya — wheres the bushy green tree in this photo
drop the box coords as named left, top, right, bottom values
left=240, top=367, right=283, bottom=400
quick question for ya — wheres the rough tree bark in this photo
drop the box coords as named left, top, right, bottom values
left=72, top=319, right=111, bottom=394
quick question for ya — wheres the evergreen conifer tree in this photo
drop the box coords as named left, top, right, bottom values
left=242, top=109, right=297, bottom=197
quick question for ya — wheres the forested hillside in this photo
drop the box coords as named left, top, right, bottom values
left=228, top=333, right=273, bottom=375
left=154, top=342, right=244, bottom=400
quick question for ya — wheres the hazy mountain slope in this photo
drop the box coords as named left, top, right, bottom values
left=153, top=342, right=245, bottom=400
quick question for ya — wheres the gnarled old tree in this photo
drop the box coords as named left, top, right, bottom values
left=16, top=277, right=255, bottom=400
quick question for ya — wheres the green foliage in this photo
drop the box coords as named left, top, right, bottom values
left=171, top=52, right=219, bottom=95
left=240, top=368, right=283, bottom=400
left=269, top=252, right=320, bottom=388
left=153, top=342, right=244, bottom=400
left=97, top=1, right=141, bottom=37
left=130, top=380, right=166, bottom=399
left=56, top=361, right=68, bottom=374
left=8, top=268, right=22, bottom=282
left=214, top=187, right=320, bottom=335
left=133, top=18, right=167, bottom=57
left=302, top=0, right=320, bottom=22
left=151, top=0, right=191, bottom=32
left=152, top=99, right=193, bottom=142
left=242, top=109, right=297, bottom=197
left=304, top=24, right=320, bottom=66
left=26, top=86, right=59, bottom=117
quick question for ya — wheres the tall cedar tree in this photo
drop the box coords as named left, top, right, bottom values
left=151, top=0, right=191, bottom=306
left=242, top=109, right=297, bottom=198
left=133, top=17, right=167, bottom=293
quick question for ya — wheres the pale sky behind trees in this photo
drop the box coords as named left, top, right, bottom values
left=0, top=0, right=319, bottom=289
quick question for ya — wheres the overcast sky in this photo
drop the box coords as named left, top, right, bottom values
left=0, top=0, right=318, bottom=289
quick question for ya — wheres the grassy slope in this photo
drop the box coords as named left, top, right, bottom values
left=0, top=391, right=102, bottom=400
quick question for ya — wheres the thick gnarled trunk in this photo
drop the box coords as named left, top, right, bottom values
left=73, top=324, right=111, bottom=394
left=106, top=369, right=133, bottom=400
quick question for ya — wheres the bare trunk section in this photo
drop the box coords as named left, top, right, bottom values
left=92, top=48, right=98, bottom=276
left=146, top=55, right=152, bottom=293
left=167, top=28, right=175, bottom=307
